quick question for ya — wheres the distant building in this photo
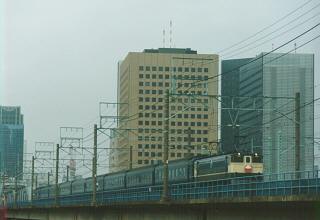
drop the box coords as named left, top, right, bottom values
left=221, top=58, right=252, bottom=154
left=237, top=53, right=314, bottom=175
left=0, top=106, right=24, bottom=178
left=109, top=48, right=219, bottom=172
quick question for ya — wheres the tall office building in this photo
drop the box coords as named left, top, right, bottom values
left=0, top=106, right=24, bottom=178
left=237, top=53, right=314, bottom=175
left=221, top=58, right=252, bottom=154
left=109, top=48, right=219, bottom=172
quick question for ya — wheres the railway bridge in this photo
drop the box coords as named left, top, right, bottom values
left=3, top=170, right=320, bottom=220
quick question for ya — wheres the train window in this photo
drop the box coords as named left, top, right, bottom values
left=245, top=156, right=251, bottom=163
left=231, top=154, right=243, bottom=162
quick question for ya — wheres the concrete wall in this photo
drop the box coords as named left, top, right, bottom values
left=7, top=199, right=320, bottom=220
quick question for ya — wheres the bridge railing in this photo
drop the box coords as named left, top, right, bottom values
left=3, top=169, right=320, bottom=208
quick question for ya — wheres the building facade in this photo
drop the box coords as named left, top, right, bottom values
left=238, top=53, right=314, bottom=175
left=109, top=48, right=219, bottom=172
left=0, top=106, right=24, bottom=178
left=221, top=58, right=252, bottom=154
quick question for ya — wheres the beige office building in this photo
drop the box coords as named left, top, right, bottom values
left=109, top=48, right=219, bottom=172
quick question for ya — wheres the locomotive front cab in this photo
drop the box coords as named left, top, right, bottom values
left=228, top=153, right=263, bottom=174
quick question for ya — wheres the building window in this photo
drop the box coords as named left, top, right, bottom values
left=191, top=68, right=195, bottom=72
left=138, top=160, right=142, bottom=164
left=159, top=66, right=163, bottom=71
left=184, top=67, right=189, bottom=72
left=171, top=121, right=175, bottom=126
left=144, top=160, right=149, bottom=164
left=152, top=82, right=157, bottom=86
left=152, top=97, right=157, bottom=102
left=158, top=98, right=163, bottom=102
left=158, top=121, right=162, bottom=125
left=158, top=152, right=162, bottom=157
left=165, top=82, right=169, bottom=87
left=197, top=68, right=202, bottom=72
left=159, top=90, right=163, bottom=94
left=152, top=66, right=156, bottom=71
left=178, top=67, right=182, bottom=72
left=139, top=66, right=144, bottom=71
left=170, top=153, right=175, bottom=157
left=152, top=90, right=157, bottom=94
left=165, top=67, right=170, bottom=71
left=159, top=75, right=163, bottom=79
left=139, top=105, right=143, bottom=109
left=138, top=152, right=142, bottom=156
left=139, top=89, right=143, bottom=94
left=139, top=82, right=143, bottom=86
left=204, top=68, right=208, bottom=72
left=139, top=74, right=143, bottom=78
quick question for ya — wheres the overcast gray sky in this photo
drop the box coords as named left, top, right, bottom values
left=0, top=0, right=319, bottom=158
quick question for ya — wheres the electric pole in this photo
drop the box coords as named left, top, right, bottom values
left=31, top=156, right=35, bottom=204
left=129, top=146, right=133, bottom=170
left=66, top=165, right=69, bottom=182
left=295, top=92, right=301, bottom=179
left=161, top=89, right=170, bottom=202
left=92, top=124, right=97, bottom=206
left=55, top=144, right=59, bottom=206
left=188, top=127, right=192, bottom=157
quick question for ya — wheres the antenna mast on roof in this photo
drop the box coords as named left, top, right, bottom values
left=163, top=29, right=166, bottom=48
left=170, top=20, right=172, bottom=48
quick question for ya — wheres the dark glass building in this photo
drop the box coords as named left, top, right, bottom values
left=0, top=106, right=24, bottom=178
left=221, top=58, right=252, bottom=154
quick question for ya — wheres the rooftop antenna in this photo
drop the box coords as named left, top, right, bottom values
left=170, top=20, right=172, bottom=48
left=163, top=29, right=166, bottom=48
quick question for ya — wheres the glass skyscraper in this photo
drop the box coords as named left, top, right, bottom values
left=0, top=106, right=24, bottom=178
left=238, top=53, right=314, bottom=176
left=221, top=58, right=252, bottom=154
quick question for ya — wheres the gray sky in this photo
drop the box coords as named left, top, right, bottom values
left=1, top=0, right=319, bottom=159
